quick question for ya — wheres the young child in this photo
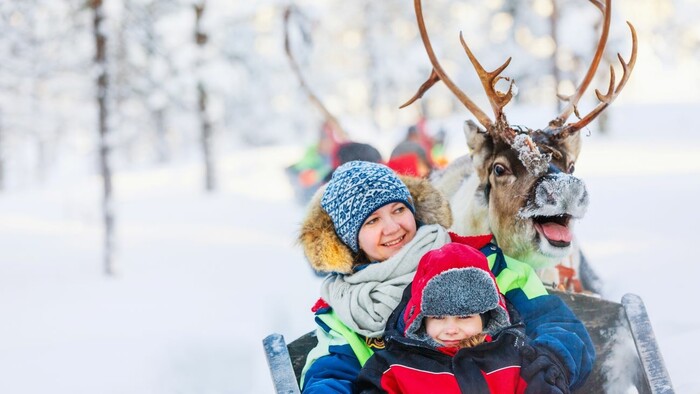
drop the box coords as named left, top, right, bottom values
left=356, top=242, right=529, bottom=393
left=299, top=161, right=592, bottom=394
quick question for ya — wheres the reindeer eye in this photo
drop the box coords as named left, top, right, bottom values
left=493, top=163, right=509, bottom=176
left=568, top=163, right=576, bottom=174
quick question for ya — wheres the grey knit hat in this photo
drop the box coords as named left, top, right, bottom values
left=421, top=268, right=500, bottom=317
left=321, top=161, right=415, bottom=252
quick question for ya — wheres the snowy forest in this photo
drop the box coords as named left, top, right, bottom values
left=1, top=0, right=699, bottom=393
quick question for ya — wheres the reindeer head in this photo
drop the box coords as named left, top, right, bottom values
left=403, top=0, right=637, bottom=267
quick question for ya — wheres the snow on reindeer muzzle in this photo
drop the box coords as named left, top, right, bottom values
left=519, top=172, right=589, bottom=248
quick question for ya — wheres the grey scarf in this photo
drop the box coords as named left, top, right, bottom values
left=320, top=224, right=451, bottom=338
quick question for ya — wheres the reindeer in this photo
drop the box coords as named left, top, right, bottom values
left=402, top=0, right=637, bottom=291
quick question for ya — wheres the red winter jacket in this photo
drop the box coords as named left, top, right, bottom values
left=356, top=283, right=528, bottom=393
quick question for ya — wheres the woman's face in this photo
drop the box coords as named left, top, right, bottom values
left=358, top=202, right=417, bottom=262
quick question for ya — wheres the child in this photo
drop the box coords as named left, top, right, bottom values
left=299, top=161, right=592, bottom=393
left=356, top=242, right=529, bottom=393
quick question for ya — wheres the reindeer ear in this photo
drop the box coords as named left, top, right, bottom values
left=463, top=120, right=492, bottom=183
left=464, top=120, right=485, bottom=151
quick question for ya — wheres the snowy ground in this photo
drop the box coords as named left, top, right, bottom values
left=0, top=105, right=698, bottom=393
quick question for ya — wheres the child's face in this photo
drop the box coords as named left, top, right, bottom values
left=425, top=315, right=483, bottom=347
left=358, top=202, right=417, bottom=262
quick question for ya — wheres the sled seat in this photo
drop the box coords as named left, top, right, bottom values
left=263, top=291, right=673, bottom=393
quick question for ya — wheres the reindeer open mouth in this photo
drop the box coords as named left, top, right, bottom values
left=533, top=215, right=573, bottom=248
left=520, top=173, right=588, bottom=257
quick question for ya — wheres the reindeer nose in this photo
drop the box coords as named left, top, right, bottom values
left=535, top=173, right=589, bottom=215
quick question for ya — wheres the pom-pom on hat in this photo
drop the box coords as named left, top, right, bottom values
left=404, top=243, right=510, bottom=344
left=321, top=161, right=415, bottom=253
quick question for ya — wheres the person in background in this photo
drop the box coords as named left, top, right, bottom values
left=406, top=119, right=434, bottom=162
left=323, top=142, right=383, bottom=182
left=357, top=242, right=536, bottom=393
left=286, top=121, right=344, bottom=203
left=287, top=121, right=386, bottom=202
left=430, top=127, right=448, bottom=169
left=386, top=140, right=432, bottom=178
left=298, top=161, right=594, bottom=393
left=387, top=118, right=450, bottom=177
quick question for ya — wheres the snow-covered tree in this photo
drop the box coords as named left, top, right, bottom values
left=87, top=0, right=116, bottom=275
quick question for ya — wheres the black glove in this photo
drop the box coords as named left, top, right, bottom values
left=520, top=344, right=570, bottom=394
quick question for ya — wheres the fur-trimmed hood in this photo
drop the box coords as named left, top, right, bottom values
left=299, top=176, right=453, bottom=274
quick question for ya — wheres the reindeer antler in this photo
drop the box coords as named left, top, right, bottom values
left=283, top=7, right=348, bottom=139
left=557, top=22, right=637, bottom=137
left=402, top=0, right=551, bottom=175
left=554, top=0, right=611, bottom=125
left=400, top=0, right=494, bottom=130
left=403, top=0, right=540, bottom=158
left=459, top=32, right=515, bottom=125
left=548, top=0, right=638, bottom=138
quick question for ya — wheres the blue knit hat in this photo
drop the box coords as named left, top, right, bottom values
left=321, top=161, right=415, bottom=252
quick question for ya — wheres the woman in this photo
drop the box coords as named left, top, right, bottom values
left=299, top=161, right=593, bottom=393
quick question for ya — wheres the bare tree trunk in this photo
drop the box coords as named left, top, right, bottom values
left=194, top=1, right=215, bottom=192
left=154, top=108, right=169, bottom=163
left=91, top=0, right=115, bottom=276
left=550, top=0, right=562, bottom=112
left=363, top=2, right=380, bottom=130
left=142, top=2, right=171, bottom=163
left=0, top=111, right=4, bottom=192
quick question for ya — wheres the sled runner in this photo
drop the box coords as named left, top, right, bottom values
left=262, top=291, right=673, bottom=393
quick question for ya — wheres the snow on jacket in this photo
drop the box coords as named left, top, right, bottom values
left=298, top=176, right=595, bottom=393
